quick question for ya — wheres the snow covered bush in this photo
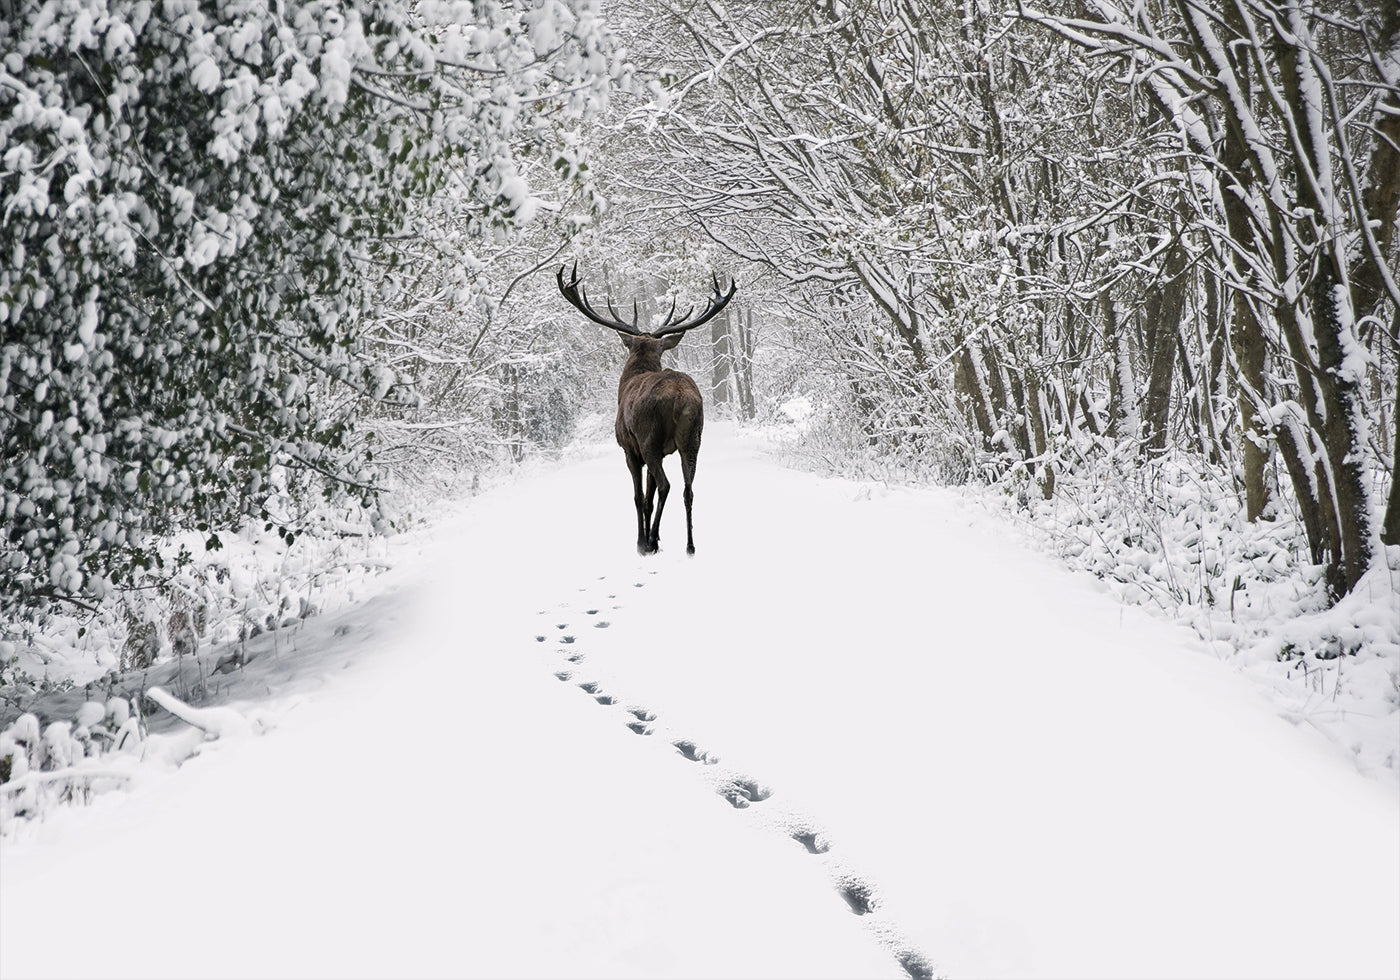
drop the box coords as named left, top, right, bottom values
left=0, top=0, right=620, bottom=621
left=357, top=194, right=616, bottom=490
left=0, top=697, right=142, bottom=825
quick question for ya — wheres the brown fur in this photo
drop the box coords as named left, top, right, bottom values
left=556, top=265, right=735, bottom=555
left=615, top=334, right=703, bottom=555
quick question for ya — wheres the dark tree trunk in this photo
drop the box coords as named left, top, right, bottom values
left=981, top=340, right=1023, bottom=458
left=1350, top=2, right=1400, bottom=321
left=1273, top=27, right=1377, bottom=593
left=1274, top=417, right=1326, bottom=565
left=1384, top=327, right=1400, bottom=545
left=954, top=343, right=997, bottom=453
left=1311, top=265, right=1376, bottom=593
left=1229, top=294, right=1271, bottom=521
left=1141, top=240, right=1188, bottom=457
left=1200, top=271, right=1230, bottom=464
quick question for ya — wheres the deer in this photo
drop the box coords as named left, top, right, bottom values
left=557, top=264, right=737, bottom=556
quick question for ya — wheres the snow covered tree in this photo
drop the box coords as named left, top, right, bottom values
left=357, top=165, right=611, bottom=485
left=600, top=0, right=1395, bottom=599
left=610, top=0, right=1173, bottom=482
left=0, top=0, right=619, bottom=618
left=1020, top=0, right=1399, bottom=593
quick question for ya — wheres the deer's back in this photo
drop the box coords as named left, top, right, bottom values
left=617, top=369, right=703, bottom=457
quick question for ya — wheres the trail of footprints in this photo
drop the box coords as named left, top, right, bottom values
left=532, top=573, right=938, bottom=980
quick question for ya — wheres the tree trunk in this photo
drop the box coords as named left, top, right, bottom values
left=1274, top=414, right=1326, bottom=565
left=1383, top=313, right=1400, bottom=545
left=1024, top=365, right=1054, bottom=499
left=736, top=308, right=758, bottom=421
left=1311, top=264, right=1376, bottom=593
left=954, top=343, right=997, bottom=453
left=1232, top=291, right=1271, bottom=522
left=711, top=307, right=733, bottom=408
left=1101, top=287, right=1138, bottom=441
left=1141, top=239, right=1188, bottom=457
left=1274, top=10, right=1377, bottom=592
left=1004, top=347, right=1034, bottom=460
left=980, top=340, right=1019, bottom=457
left=1200, top=271, right=1230, bottom=464
left=1350, top=1, right=1400, bottom=321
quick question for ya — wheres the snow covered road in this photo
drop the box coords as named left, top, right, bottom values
left=3, top=423, right=1397, bottom=978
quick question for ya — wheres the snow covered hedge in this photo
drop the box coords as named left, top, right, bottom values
left=0, top=0, right=619, bottom=621
left=0, top=697, right=142, bottom=825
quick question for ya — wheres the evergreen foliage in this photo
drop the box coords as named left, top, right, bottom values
left=0, top=0, right=617, bottom=618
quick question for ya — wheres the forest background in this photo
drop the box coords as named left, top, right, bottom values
left=1, top=0, right=1398, bottom=789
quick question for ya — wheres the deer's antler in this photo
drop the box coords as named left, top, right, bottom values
left=651, top=273, right=738, bottom=338
left=556, top=263, right=645, bottom=336
left=558, top=265, right=736, bottom=338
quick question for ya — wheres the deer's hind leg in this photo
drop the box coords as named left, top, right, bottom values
left=680, top=449, right=698, bottom=555
left=679, top=406, right=702, bottom=555
left=625, top=449, right=650, bottom=555
left=644, top=453, right=670, bottom=554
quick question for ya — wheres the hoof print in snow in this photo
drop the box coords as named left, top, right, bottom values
left=554, top=671, right=572, bottom=682
left=629, top=708, right=657, bottom=723
left=556, top=623, right=568, bottom=629
left=535, top=635, right=546, bottom=642
left=566, top=653, right=585, bottom=663
left=896, top=950, right=936, bottom=980
left=594, top=621, right=611, bottom=629
left=791, top=830, right=830, bottom=855
left=578, top=681, right=601, bottom=695
left=586, top=609, right=599, bottom=615
left=721, top=779, right=771, bottom=809
left=560, top=636, right=575, bottom=644
left=594, top=695, right=616, bottom=706
left=627, top=721, right=651, bottom=736
left=838, top=880, right=875, bottom=916
left=673, top=740, right=719, bottom=765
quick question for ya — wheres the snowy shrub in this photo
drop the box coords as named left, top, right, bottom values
left=0, top=697, right=143, bottom=828
left=2, top=494, right=394, bottom=700
left=772, top=374, right=976, bottom=488
left=0, top=492, right=398, bottom=829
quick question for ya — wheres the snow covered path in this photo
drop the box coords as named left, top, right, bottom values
left=3, top=423, right=1397, bottom=979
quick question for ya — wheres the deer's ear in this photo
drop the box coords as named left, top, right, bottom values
left=660, top=333, right=685, bottom=351
left=617, top=334, right=637, bottom=350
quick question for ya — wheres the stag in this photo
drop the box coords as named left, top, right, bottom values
left=558, top=265, right=737, bottom=555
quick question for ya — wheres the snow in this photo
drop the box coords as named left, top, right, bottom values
left=2, top=422, right=1398, bottom=978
